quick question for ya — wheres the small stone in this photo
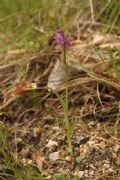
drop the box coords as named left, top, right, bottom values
left=33, top=128, right=42, bottom=137
left=77, top=171, right=84, bottom=178
left=46, top=140, right=58, bottom=148
left=89, top=170, right=94, bottom=175
left=84, top=170, right=89, bottom=177
left=99, top=142, right=106, bottom=149
left=49, top=151, right=60, bottom=161
left=103, top=163, right=110, bottom=169
left=27, top=159, right=33, bottom=165
left=87, top=140, right=95, bottom=147
left=90, top=131, right=95, bottom=135
left=65, top=156, right=72, bottom=162
left=97, top=123, right=101, bottom=129
left=46, top=175, right=52, bottom=179
left=112, top=152, right=117, bottom=159
left=113, top=145, right=120, bottom=152
left=83, top=148, right=88, bottom=154
left=52, top=126, right=60, bottom=131
left=84, top=170, right=89, bottom=174
left=108, top=167, right=113, bottom=173
left=16, top=137, right=22, bottom=143
left=88, top=121, right=95, bottom=126
left=41, top=171, right=48, bottom=176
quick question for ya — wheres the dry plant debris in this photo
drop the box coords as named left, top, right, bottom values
left=0, top=29, right=120, bottom=179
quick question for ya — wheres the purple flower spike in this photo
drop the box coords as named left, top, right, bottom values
left=56, top=29, right=70, bottom=49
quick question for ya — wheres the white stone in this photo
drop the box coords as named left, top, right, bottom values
left=46, top=175, right=52, bottom=179
left=113, top=145, right=120, bottom=152
left=88, top=121, right=95, bottom=126
left=77, top=171, right=84, bottom=178
left=65, top=156, right=71, bottom=162
left=87, top=140, right=95, bottom=147
left=46, top=140, right=58, bottom=148
left=52, top=126, right=60, bottom=131
left=49, top=151, right=60, bottom=161
left=89, top=170, right=94, bottom=175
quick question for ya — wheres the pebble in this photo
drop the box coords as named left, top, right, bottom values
left=84, top=170, right=89, bottom=177
left=103, top=163, right=110, bottom=169
left=49, top=151, right=60, bottom=161
left=87, top=140, right=96, bottom=147
left=89, top=170, right=94, bottom=176
left=27, top=159, right=33, bottom=165
left=112, top=152, right=117, bottom=159
left=109, top=168, right=114, bottom=173
left=16, top=137, right=22, bottom=143
left=46, top=140, right=58, bottom=148
left=46, top=175, right=52, bottom=179
left=77, top=171, right=84, bottom=178
left=52, top=126, right=60, bottom=131
left=65, top=156, right=72, bottom=162
left=90, top=131, right=95, bottom=135
left=88, top=121, right=95, bottom=126
left=97, top=123, right=101, bottom=129
left=33, top=128, right=42, bottom=137
left=41, top=171, right=48, bottom=176
left=84, top=170, right=89, bottom=174
left=113, top=145, right=120, bottom=152
left=80, top=146, right=88, bottom=154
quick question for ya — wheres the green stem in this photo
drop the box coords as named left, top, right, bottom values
left=63, top=47, right=72, bottom=154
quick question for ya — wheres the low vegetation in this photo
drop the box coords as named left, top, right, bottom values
left=0, top=0, right=120, bottom=179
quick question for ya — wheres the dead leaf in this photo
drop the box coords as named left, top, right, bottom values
left=92, top=34, right=119, bottom=45
left=92, top=34, right=105, bottom=44
left=100, top=42, right=120, bottom=49
left=47, top=61, right=66, bottom=90
left=31, top=152, right=44, bottom=172
left=7, top=49, right=26, bottom=55
left=12, top=81, right=37, bottom=96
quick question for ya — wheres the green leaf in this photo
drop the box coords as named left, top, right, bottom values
left=108, top=48, right=120, bottom=82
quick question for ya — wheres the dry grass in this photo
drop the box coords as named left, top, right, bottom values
left=0, top=0, right=120, bottom=179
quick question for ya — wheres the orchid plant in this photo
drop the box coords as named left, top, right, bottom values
left=55, top=29, right=73, bottom=154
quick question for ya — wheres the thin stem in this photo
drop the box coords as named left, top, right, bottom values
left=63, top=47, right=73, bottom=154
left=63, top=47, right=68, bottom=112
left=89, top=0, right=95, bottom=22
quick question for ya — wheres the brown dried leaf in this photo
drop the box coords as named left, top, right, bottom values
left=31, top=152, right=44, bottom=172
left=12, top=81, right=37, bottom=96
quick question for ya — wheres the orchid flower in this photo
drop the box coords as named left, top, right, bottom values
left=55, top=29, right=70, bottom=49
left=55, top=28, right=73, bottom=154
